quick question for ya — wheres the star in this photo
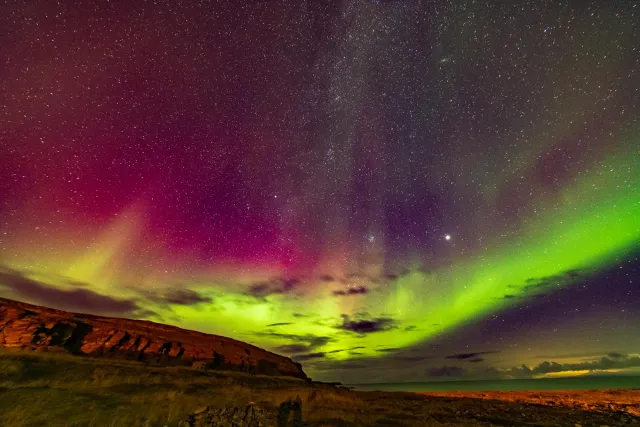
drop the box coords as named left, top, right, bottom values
left=445, top=234, right=451, bottom=241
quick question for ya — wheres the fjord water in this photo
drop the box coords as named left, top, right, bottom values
left=350, top=376, right=640, bottom=392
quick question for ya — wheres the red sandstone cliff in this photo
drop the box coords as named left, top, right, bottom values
left=0, top=297, right=307, bottom=379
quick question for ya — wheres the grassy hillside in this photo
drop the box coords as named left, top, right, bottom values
left=0, top=350, right=356, bottom=427
left=1, top=350, right=638, bottom=426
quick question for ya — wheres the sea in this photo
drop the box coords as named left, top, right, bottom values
left=348, top=376, right=640, bottom=392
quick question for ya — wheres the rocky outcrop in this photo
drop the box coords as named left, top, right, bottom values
left=181, top=398, right=303, bottom=427
left=181, top=404, right=277, bottom=427
left=0, top=297, right=307, bottom=379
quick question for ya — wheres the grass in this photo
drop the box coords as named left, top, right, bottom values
left=0, top=350, right=362, bottom=427
left=1, top=350, right=637, bottom=426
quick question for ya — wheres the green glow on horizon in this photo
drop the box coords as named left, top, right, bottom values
left=1, top=132, right=638, bottom=363
left=162, top=139, right=640, bottom=360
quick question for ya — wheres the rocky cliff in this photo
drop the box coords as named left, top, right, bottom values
left=0, top=297, right=307, bottom=379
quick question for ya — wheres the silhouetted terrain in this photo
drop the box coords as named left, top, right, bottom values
left=0, top=297, right=306, bottom=379
left=1, top=350, right=639, bottom=426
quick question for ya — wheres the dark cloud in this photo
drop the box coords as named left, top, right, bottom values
left=392, top=354, right=437, bottom=362
left=142, top=287, right=211, bottom=306
left=404, top=325, right=417, bottom=331
left=255, top=331, right=331, bottom=354
left=0, top=266, right=139, bottom=316
left=607, top=352, right=627, bottom=359
left=469, top=357, right=484, bottom=363
left=275, top=344, right=310, bottom=354
left=376, top=347, right=401, bottom=353
left=292, top=313, right=309, bottom=318
left=508, top=354, right=640, bottom=377
left=445, top=351, right=498, bottom=360
left=318, top=275, right=334, bottom=282
left=305, top=359, right=374, bottom=371
left=503, top=269, right=586, bottom=300
left=522, top=269, right=585, bottom=293
left=246, top=283, right=280, bottom=299
left=327, top=346, right=366, bottom=354
left=246, top=278, right=301, bottom=300
left=293, top=352, right=326, bottom=361
left=266, top=322, right=293, bottom=327
left=136, top=309, right=159, bottom=318
left=332, top=286, right=368, bottom=296
left=426, top=366, right=467, bottom=377
left=337, top=314, right=397, bottom=334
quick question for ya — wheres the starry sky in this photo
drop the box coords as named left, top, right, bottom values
left=1, top=0, right=639, bottom=383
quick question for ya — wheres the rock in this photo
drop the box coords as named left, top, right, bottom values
left=0, top=297, right=307, bottom=380
left=277, top=396, right=303, bottom=427
left=193, top=406, right=209, bottom=415
left=183, top=404, right=279, bottom=427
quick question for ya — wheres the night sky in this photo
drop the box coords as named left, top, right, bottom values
left=1, top=0, right=638, bottom=383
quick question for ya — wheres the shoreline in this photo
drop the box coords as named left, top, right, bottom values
left=420, top=388, right=640, bottom=417
left=2, top=350, right=639, bottom=425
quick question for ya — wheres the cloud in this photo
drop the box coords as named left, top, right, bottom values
left=426, top=366, right=467, bottom=377
left=332, top=286, right=368, bottom=296
left=246, top=283, right=280, bottom=299
left=136, top=308, right=159, bottom=318
left=293, top=352, right=326, bottom=361
left=376, top=347, right=401, bottom=353
left=254, top=331, right=332, bottom=354
left=337, top=314, right=397, bottom=334
left=246, top=278, right=300, bottom=300
left=266, top=322, right=293, bottom=327
left=326, top=346, right=366, bottom=354
left=0, top=266, right=139, bottom=316
left=507, top=354, right=640, bottom=378
left=607, top=352, right=627, bottom=359
left=318, top=275, right=334, bottom=282
left=305, top=359, right=374, bottom=371
left=392, top=354, right=437, bottom=362
left=275, top=344, right=311, bottom=354
left=522, top=269, right=584, bottom=293
left=141, top=287, right=211, bottom=306
left=445, top=351, right=498, bottom=360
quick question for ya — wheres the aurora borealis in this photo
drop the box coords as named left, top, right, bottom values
left=1, top=0, right=638, bottom=383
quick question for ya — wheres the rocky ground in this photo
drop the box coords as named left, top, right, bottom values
left=180, top=391, right=640, bottom=427
left=423, top=389, right=640, bottom=417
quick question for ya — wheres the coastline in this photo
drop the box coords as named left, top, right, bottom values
left=2, top=349, right=640, bottom=426
left=420, top=389, right=640, bottom=417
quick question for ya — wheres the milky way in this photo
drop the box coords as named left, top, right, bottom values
left=1, top=0, right=638, bottom=382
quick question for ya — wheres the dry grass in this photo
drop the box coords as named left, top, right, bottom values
left=1, top=350, right=638, bottom=427
left=0, top=350, right=362, bottom=427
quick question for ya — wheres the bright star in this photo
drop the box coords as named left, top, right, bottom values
left=445, top=234, right=451, bottom=241
left=368, top=235, right=375, bottom=243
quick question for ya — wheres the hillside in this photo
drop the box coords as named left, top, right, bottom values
left=0, top=297, right=307, bottom=379
left=1, top=351, right=638, bottom=426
